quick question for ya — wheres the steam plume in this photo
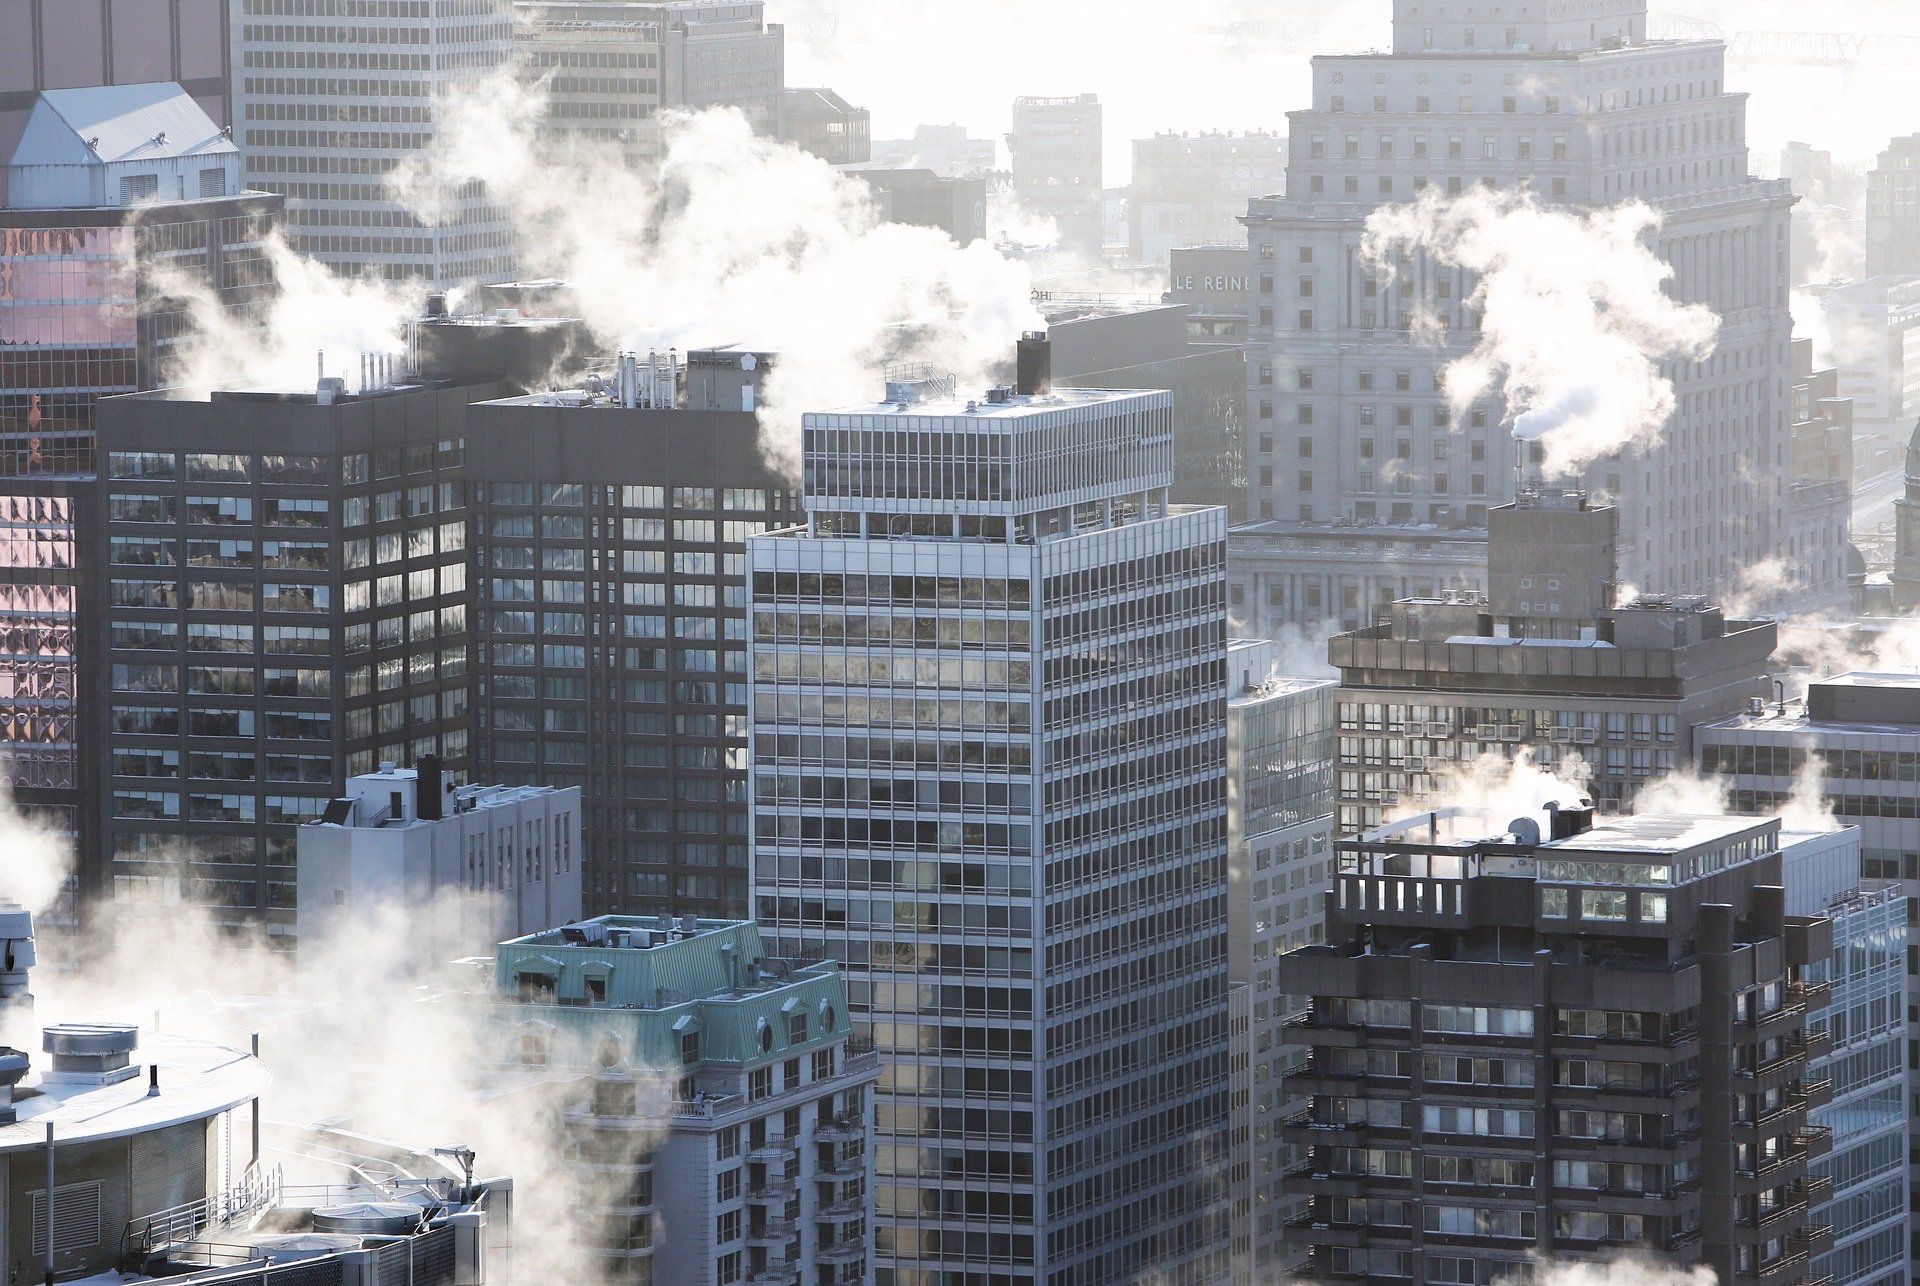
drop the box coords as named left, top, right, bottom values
left=1361, top=189, right=1719, bottom=479
left=403, top=84, right=1042, bottom=476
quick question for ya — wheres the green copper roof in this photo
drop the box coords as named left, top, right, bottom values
left=495, top=917, right=852, bottom=1071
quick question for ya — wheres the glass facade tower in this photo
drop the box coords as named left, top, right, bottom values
left=748, top=372, right=1232, bottom=1284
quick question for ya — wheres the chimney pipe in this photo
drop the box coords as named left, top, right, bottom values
left=417, top=754, right=444, bottom=821
left=1015, top=331, right=1051, bottom=396
left=147, top=1063, right=159, bottom=1097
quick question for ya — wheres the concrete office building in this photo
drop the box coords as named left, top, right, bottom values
left=1799, top=276, right=1920, bottom=441
left=1895, top=423, right=1920, bottom=612
left=1280, top=804, right=1837, bottom=1284
left=854, top=169, right=988, bottom=247
left=1128, top=130, right=1285, bottom=267
left=1327, top=490, right=1773, bottom=832
left=496, top=915, right=878, bottom=1285
left=1007, top=95, right=1102, bottom=259
left=0, top=0, right=231, bottom=209
left=1783, top=336, right=1854, bottom=613
left=1245, top=0, right=1828, bottom=610
left=1224, top=639, right=1333, bottom=1282
left=516, top=1, right=787, bottom=171
left=1040, top=302, right=1248, bottom=519
left=1227, top=517, right=1487, bottom=641
left=465, top=350, right=799, bottom=919
left=1865, top=135, right=1920, bottom=280
left=298, top=760, right=582, bottom=964
left=784, top=87, right=869, bottom=166
left=748, top=359, right=1232, bottom=1282
left=1698, top=671, right=1920, bottom=1271
left=91, top=373, right=485, bottom=938
left=232, top=0, right=516, bottom=286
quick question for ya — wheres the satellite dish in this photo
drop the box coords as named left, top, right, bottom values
left=741, top=354, right=757, bottom=371
left=1507, top=816, right=1542, bottom=845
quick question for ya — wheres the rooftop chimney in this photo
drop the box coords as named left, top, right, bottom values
left=1016, top=331, right=1052, bottom=396
left=417, top=754, right=445, bottom=822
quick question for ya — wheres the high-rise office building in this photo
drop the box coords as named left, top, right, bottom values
left=1223, top=638, right=1333, bottom=1281
left=783, top=87, right=869, bottom=166
left=1128, top=130, right=1286, bottom=267
left=1244, top=0, right=1826, bottom=608
left=1280, top=803, right=1838, bottom=1284
left=91, top=373, right=487, bottom=939
left=1784, top=336, right=1854, bottom=613
left=465, top=349, right=800, bottom=919
left=232, top=0, right=517, bottom=285
left=2, top=82, right=280, bottom=921
left=515, top=1, right=787, bottom=171
left=1698, top=670, right=1920, bottom=1273
left=747, top=356, right=1233, bottom=1283
left=1865, top=135, right=1920, bottom=280
left=1327, top=490, right=1773, bottom=831
left=0, top=0, right=231, bottom=209
left=494, top=915, right=879, bottom=1286
left=1007, top=95, right=1102, bottom=259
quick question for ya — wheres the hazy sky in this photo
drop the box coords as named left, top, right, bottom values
left=783, top=0, right=1920, bottom=184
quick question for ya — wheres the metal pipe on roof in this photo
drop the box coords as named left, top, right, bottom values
left=43, top=1119, right=54, bottom=1286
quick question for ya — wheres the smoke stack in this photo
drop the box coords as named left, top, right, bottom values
left=1016, top=330, right=1052, bottom=396
left=417, top=754, right=444, bottom=822
left=426, top=292, right=449, bottom=320
left=147, top=1063, right=160, bottom=1098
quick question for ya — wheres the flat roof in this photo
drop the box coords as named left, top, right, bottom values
left=811, top=387, right=1160, bottom=419
left=1544, top=813, right=1772, bottom=856
left=0, top=1032, right=268, bottom=1154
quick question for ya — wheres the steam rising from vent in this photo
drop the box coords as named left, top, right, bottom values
left=1361, top=190, right=1720, bottom=479
left=154, top=237, right=414, bottom=397
left=1493, top=1257, right=1718, bottom=1286
left=1427, top=747, right=1590, bottom=827
left=399, top=84, right=1043, bottom=477
left=0, top=789, right=74, bottom=923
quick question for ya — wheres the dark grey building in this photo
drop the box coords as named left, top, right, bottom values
left=1280, top=805, right=1837, bottom=1284
left=854, top=168, right=987, bottom=246
left=1039, top=301, right=1248, bottom=519
left=91, top=374, right=491, bottom=940
left=466, top=349, right=799, bottom=918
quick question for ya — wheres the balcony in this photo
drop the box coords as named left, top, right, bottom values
left=819, top=1149, right=866, bottom=1180
left=820, top=1199, right=866, bottom=1223
left=746, top=1176, right=796, bottom=1204
left=1790, top=1221, right=1834, bottom=1258
left=747, top=1267, right=797, bottom=1286
left=748, top=1136, right=797, bottom=1163
left=1752, top=1000, right=1807, bottom=1042
left=1798, top=1077, right=1833, bottom=1109
left=818, top=1237, right=866, bottom=1265
left=816, top=1114, right=865, bottom=1144
left=1752, top=1251, right=1808, bottom=1284
left=746, top=1217, right=795, bottom=1246
left=1788, top=977, right=1831, bottom=1009
left=1789, top=1174, right=1833, bottom=1205
left=1789, top=1124, right=1833, bottom=1160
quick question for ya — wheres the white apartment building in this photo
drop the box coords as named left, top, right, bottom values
left=1224, top=639, right=1333, bottom=1282
left=747, top=360, right=1233, bottom=1284
left=232, top=0, right=517, bottom=285
left=1243, top=0, right=1835, bottom=609
left=297, top=759, right=582, bottom=964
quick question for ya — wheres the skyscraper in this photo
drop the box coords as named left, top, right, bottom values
left=1242, top=0, right=1826, bottom=607
left=515, top=1, right=788, bottom=171
left=747, top=354, right=1232, bottom=1283
left=231, top=0, right=517, bottom=285
left=1008, top=95, right=1103, bottom=260
left=1280, top=804, right=1840, bottom=1284
left=465, top=349, right=800, bottom=919
left=1865, top=134, right=1920, bottom=279
left=91, top=372, right=486, bottom=939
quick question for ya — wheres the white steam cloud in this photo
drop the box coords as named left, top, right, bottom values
left=1494, top=1257, right=1717, bottom=1286
left=1361, top=189, right=1720, bottom=479
left=0, top=790, right=73, bottom=922
left=406, top=85, right=1042, bottom=476
left=156, top=237, right=414, bottom=397
left=29, top=879, right=649, bottom=1285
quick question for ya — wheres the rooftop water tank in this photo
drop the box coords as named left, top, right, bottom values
left=312, top=1202, right=425, bottom=1236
